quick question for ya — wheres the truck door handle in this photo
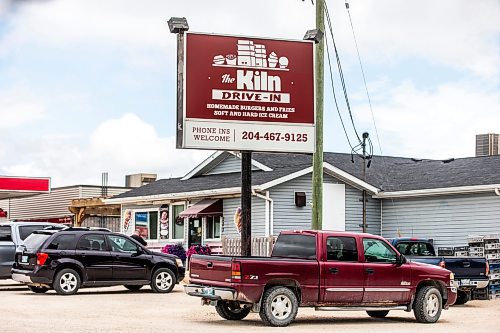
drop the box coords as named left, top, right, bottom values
left=207, top=262, right=213, bottom=268
left=365, top=268, right=375, bottom=274
left=329, top=267, right=339, bottom=274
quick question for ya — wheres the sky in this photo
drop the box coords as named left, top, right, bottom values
left=0, top=0, right=499, bottom=187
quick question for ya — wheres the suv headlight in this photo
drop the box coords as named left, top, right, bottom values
left=176, top=258, right=184, bottom=268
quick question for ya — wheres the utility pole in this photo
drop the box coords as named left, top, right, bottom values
left=311, top=0, right=325, bottom=230
left=241, top=151, right=252, bottom=256
left=361, top=132, right=369, bottom=233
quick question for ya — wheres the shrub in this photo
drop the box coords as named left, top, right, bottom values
left=161, top=243, right=186, bottom=263
left=186, top=244, right=211, bottom=258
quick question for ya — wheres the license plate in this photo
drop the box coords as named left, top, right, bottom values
left=460, top=279, right=470, bottom=285
left=202, top=287, right=215, bottom=296
left=21, top=255, right=29, bottom=263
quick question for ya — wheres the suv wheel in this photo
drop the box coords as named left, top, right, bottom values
left=53, top=268, right=81, bottom=295
left=215, top=301, right=251, bottom=320
left=413, top=286, right=442, bottom=323
left=28, top=285, right=49, bottom=294
left=150, top=268, right=175, bottom=293
left=259, top=286, right=299, bottom=327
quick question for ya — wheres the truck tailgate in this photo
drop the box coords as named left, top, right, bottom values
left=189, top=254, right=232, bottom=284
left=443, top=257, right=487, bottom=278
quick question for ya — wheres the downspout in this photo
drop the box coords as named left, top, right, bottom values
left=252, top=190, right=274, bottom=236
left=380, top=200, right=383, bottom=236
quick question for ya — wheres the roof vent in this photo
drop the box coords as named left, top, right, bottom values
left=442, top=158, right=455, bottom=164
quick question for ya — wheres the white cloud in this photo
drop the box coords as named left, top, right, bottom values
left=333, top=0, right=500, bottom=79
left=1, top=114, right=212, bottom=187
left=0, top=87, right=46, bottom=128
left=355, top=79, right=500, bottom=159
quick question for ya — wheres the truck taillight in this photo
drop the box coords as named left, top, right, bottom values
left=439, top=260, right=446, bottom=268
left=486, top=261, right=489, bottom=276
left=231, top=261, right=241, bottom=282
left=36, top=252, right=49, bottom=266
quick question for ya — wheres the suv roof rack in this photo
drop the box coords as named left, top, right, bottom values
left=43, top=225, right=69, bottom=230
left=64, top=227, right=111, bottom=232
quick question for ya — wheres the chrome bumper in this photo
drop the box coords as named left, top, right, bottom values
left=184, top=284, right=236, bottom=301
left=11, top=273, right=32, bottom=284
left=453, top=279, right=489, bottom=289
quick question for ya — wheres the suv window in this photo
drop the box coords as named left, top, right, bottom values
left=23, top=233, right=51, bottom=250
left=19, top=225, right=51, bottom=241
left=47, top=234, right=76, bottom=250
left=77, top=234, right=107, bottom=251
left=0, top=226, right=12, bottom=241
left=107, top=235, right=138, bottom=253
left=272, top=234, right=316, bottom=260
left=326, top=237, right=358, bottom=262
left=363, top=238, right=397, bottom=263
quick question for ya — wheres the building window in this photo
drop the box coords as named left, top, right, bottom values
left=172, top=204, right=185, bottom=239
left=206, top=216, right=221, bottom=239
left=134, top=211, right=158, bottom=240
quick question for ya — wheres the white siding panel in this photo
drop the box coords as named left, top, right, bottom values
left=222, top=197, right=266, bottom=237
left=324, top=175, right=381, bottom=235
left=8, top=187, right=80, bottom=219
left=268, top=173, right=381, bottom=236
left=80, top=186, right=130, bottom=198
left=205, top=155, right=259, bottom=175
left=381, top=193, right=500, bottom=247
left=270, top=174, right=313, bottom=234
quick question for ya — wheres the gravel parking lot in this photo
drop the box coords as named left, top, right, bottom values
left=1, top=280, right=499, bottom=333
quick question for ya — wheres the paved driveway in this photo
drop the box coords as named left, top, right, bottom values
left=1, top=280, right=498, bottom=333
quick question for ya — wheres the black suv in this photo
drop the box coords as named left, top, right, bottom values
left=11, top=228, right=185, bottom=295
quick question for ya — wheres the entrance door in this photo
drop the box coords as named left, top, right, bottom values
left=323, top=183, right=345, bottom=231
left=188, top=218, right=202, bottom=246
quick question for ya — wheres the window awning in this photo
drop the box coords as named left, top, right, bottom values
left=179, top=199, right=223, bottom=218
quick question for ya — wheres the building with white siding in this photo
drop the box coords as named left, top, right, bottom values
left=0, top=185, right=130, bottom=228
left=105, top=151, right=500, bottom=249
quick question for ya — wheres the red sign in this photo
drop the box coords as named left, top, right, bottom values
left=182, top=32, right=315, bottom=153
left=0, top=176, right=51, bottom=192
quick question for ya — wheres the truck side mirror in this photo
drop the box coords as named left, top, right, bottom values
left=396, top=254, right=407, bottom=266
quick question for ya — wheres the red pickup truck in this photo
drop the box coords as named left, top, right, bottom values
left=185, top=230, right=457, bottom=326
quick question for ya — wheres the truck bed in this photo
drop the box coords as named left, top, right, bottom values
left=189, top=254, right=320, bottom=304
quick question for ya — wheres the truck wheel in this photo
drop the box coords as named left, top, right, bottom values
left=366, top=310, right=389, bottom=318
left=454, top=290, right=470, bottom=305
left=259, top=286, right=299, bottom=327
left=413, top=286, right=442, bottom=323
left=53, top=268, right=81, bottom=295
left=150, top=268, right=176, bottom=293
left=215, top=301, right=251, bottom=320
left=28, top=285, right=49, bottom=294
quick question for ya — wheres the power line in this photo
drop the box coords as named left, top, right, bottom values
left=324, top=31, right=356, bottom=151
left=344, top=1, right=403, bottom=236
left=344, top=1, right=382, bottom=157
left=324, top=2, right=362, bottom=143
